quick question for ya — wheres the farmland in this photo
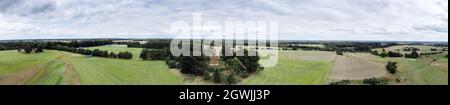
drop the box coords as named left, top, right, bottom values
left=0, top=44, right=448, bottom=85
left=0, top=49, right=182, bottom=85
left=242, top=51, right=334, bottom=85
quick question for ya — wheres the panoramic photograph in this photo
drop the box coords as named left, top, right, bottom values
left=0, top=0, right=447, bottom=86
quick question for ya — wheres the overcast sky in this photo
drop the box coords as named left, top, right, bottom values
left=0, top=0, right=448, bottom=41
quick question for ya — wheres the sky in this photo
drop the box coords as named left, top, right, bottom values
left=0, top=0, right=448, bottom=41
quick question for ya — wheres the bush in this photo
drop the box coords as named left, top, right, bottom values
left=336, top=50, right=344, bottom=55
left=386, top=61, right=398, bottom=74
left=363, top=78, right=387, bottom=85
left=330, top=80, right=351, bottom=85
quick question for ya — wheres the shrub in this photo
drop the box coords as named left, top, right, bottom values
left=330, top=80, right=351, bottom=85
left=363, top=78, right=387, bottom=85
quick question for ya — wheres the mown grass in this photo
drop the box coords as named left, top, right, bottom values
left=66, top=56, right=182, bottom=85
left=1, top=49, right=182, bottom=85
left=0, top=50, right=60, bottom=75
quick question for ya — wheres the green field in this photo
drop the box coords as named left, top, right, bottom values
left=242, top=51, right=333, bottom=85
left=0, top=50, right=60, bottom=75
left=0, top=49, right=182, bottom=85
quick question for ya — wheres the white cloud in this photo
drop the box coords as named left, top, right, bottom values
left=0, top=0, right=447, bottom=41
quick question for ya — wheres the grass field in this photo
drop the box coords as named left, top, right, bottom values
left=0, top=49, right=182, bottom=85
left=0, top=50, right=60, bottom=75
left=242, top=51, right=333, bottom=85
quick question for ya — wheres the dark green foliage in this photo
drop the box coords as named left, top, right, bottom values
left=387, top=51, right=403, bottom=57
left=213, top=70, right=222, bottom=83
left=386, top=61, right=398, bottom=74
left=363, top=78, right=388, bottom=85
left=336, top=50, right=344, bottom=55
left=140, top=48, right=171, bottom=60
left=330, top=80, right=351, bottom=85
left=165, top=58, right=180, bottom=69
left=237, top=49, right=261, bottom=73
left=405, top=51, right=420, bottom=58
left=226, top=72, right=238, bottom=85
left=109, top=52, right=117, bottom=58
left=117, top=51, right=133, bottom=59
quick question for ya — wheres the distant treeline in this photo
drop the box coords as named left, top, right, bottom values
left=279, top=41, right=398, bottom=52
left=126, top=40, right=171, bottom=49
left=0, top=40, right=132, bottom=59
left=49, top=45, right=132, bottom=59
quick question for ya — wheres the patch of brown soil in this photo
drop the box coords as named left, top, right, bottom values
left=0, top=65, right=43, bottom=85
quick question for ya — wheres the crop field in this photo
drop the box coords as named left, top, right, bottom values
left=329, top=55, right=387, bottom=81
left=242, top=51, right=334, bottom=85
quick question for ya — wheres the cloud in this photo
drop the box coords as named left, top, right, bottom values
left=0, top=0, right=447, bottom=41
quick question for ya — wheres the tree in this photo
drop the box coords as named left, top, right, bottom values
left=92, top=49, right=102, bottom=57
left=101, top=51, right=109, bottom=57
left=405, top=50, right=420, bottom=58
left=213, top=70, right=222, bottom=83
left=35, top=46, right=44, bottom=53
left=23, top=44, right=33, bottom=54
left=118, top=51, right=133, bottom=59
left=379, top=51, right=387, bottom=58
left=165, top=58, right=180, bottom=69
left=226, top=72, right=238, bottom=85
left=387, top=51, right=403, bottom=57
left=386, top=61, right=398, bottom=74
left=203, top=71, right=211, bottom=80
left=237, top=49, right=261, bottom=73
left=109, top=52, right=117, bottom=58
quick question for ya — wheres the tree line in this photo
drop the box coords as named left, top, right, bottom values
left=49, top=45, right=132, bottom=59
left=127, top=40, right=171, bottom=49
left=0, top=40, right=132, bottom=59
